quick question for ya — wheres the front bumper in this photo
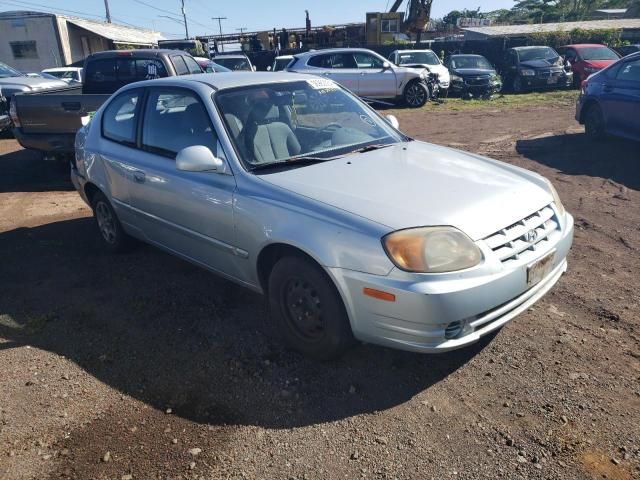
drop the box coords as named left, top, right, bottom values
left=450, top=81, right=502, bottom=96
left=520, top=73, right=573, bottom=90
left=330, top=213, right=574, bottom=353
left=0, top=114, right=10, bottom=132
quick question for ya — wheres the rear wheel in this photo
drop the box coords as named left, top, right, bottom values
left=268, top=255, right=354, bottom=360
left=584, top=104, right=606, bottom=141
left=91, top=191, right=131, bottom=253
left=404, top=80, right=428, bottom=108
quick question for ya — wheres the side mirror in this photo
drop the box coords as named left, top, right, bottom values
left=252, top=65, right=257, bottom=72
left=176, top=145, right=225, bottom=173
left=382, top=61, right=391, bottom=70
left=385, top=114, right=400, bottom=130
left=267, top=66, right=272, bottom=71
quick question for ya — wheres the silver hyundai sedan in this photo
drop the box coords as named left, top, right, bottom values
left=72, top=72, right=574, bottom=360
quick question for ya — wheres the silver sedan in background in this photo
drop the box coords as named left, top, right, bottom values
left=72, top=72, right=574, bottom=360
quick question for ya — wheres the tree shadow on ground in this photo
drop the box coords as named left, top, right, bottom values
left=516, top=133, right=640, bottom=191
left=0, top=218, right=493, bottom=429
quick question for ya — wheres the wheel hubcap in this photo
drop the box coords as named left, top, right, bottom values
left=407, top=84, right=426, bottom=106
left=96, top=202, right=117, bottom=244
left=283, top=278, right=324, bottom=341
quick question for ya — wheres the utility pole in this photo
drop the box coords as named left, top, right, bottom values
left=104, top=0, right=112, bottom=23
left=181, top=0, right=189, bottom=38
left=212, top=16, right=227, bottom=52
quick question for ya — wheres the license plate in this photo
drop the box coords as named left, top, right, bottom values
left=547, top=77, right=558, bottom=85
left=527, top=250, right=556, bottom=286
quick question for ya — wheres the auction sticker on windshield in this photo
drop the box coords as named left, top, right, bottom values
left=307, top=79, right=339, bottom=91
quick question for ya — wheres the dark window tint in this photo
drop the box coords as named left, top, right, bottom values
left=329, top=53, right=357, bottom=69
left=307, top=54, right=331, bottom=68
left=102, top=90, right=141, bottom=145
left=142, top=89, right=218, bottom=158
left=616, top=59, right=640, bottom=82
left=183, top=55, right=203, bottom=74
left=85, top=58, right=167, bottom=93
left=171, top=55, right=189, bottom=75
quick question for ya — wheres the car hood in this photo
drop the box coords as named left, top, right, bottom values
left=519, top=58, right=562, bottom=69
left=582, top=60, right=616, bottom=69
left=258, top=141, right=552, bottom=240
left=0, top=76, right=67, bottom=89
left=452, top=68, right=496, bottom=77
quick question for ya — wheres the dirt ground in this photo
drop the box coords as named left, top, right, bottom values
left=0, top=101, right=638, bottom=480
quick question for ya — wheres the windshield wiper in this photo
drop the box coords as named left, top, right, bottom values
left=349, top=143, right=394, bottom=155
left=249, top=156, right=328, bottom=172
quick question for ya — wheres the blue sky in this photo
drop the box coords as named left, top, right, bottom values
left=0, top=0, right=515, bottom=37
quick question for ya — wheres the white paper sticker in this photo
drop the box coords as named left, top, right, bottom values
left=307, top=79, right=338, bottom=90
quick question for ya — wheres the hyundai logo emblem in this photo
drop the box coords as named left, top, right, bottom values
left=525, top=229, right=538, bottom=243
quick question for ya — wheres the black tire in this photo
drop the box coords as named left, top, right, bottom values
left=91, top=191, right=131, bottom=253
left=268, top=255, right=354, bottom=360
left=403, top=80, right=428, bottom=108
left=512, top=76, right=525, bottom=93
left=584, top=104, right=606, bottom=141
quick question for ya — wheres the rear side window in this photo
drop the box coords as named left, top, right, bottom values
left=307, top=54, right=331, bottom=68
left=85, top=58, right=167, bottom=93
left=102, top=89, right=141, bottom=146
left=142, top=88, right=218, bottom=158
left=171, top=55, right=189, bottom=75
left=183, top=55, right=203, bottom=74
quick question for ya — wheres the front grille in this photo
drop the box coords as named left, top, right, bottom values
left=537, top=68, right=563, bottom=78
left=465, top=75, right=491, bottom=86
left=483, top=205, right=560, bottom=263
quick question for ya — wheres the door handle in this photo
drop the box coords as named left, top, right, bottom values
left=133, top=171, right=146, bottom=183
left=62, top=101, right=81, bottom=111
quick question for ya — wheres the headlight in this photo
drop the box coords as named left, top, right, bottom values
left=544, top=178, right=565, bottom=217
left=383, top=227, right=483, bottom=273
left=520, top=69, right=536, bottom=76
left=450, top=74, right=463, bottom=83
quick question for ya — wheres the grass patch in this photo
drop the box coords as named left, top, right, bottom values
left=402, top=90, right=579, bottom=113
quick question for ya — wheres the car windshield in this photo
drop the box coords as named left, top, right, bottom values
left=398, top=51, right=439, bottom=66
left=518, top=47, right=558, bottom=62
left=214, top=57, right=251, bottom=71
left=0, top=62, right=23, bottom=78
left=579, top=47, right=619, bottom=61
left=216, top=80, right=403, bottom=170
left=274, top=58, right=292, bottom=71
left=450, top=56, right=492, bottom=69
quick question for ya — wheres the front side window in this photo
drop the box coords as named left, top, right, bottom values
left=102, top=90, right=141, bottom=145
left=142, top=89, right=218, bottom=158
left=183, top=55, right=203, bottom=74
left=616, top=59, right=640, bottom=82
left=171, top=55, right=189, bottom=75
left=216, top=80, right=403, bottom=169
left=329, top=53, right=357, bottom=69
left=354, top=52, right=384, bottom=69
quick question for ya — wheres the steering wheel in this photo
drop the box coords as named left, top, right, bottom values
left=321, top=123, right=342, bottom=136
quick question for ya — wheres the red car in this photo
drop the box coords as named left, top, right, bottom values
left=559, top=44, right=620, bottom=87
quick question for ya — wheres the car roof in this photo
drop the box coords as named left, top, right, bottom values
left=295, top=48, right=378, bottom=58
left=512, top=46, right=555, bottom=50
left=449, top=54, right=485, bottom=58
left=562, top=44, right=608, bottom=48
left=87, top=49, right=186, bottom=59
left=129, top=72, right=319, bottom=91
left=275, top=55, right=294, bottom=59
left=42, top=67, right=81, bottom=71
left=213, top=54, right=248, bottom=58
left=394, top=49, right=435, bottom=53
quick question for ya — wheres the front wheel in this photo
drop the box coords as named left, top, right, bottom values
left=268, top=255, right=354, bottom=360
left=512, top=76, right=525, bottom=93
left=403, top=81, right=428, bottom=108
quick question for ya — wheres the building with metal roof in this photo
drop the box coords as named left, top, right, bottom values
left=0, top=10, right=164, bottom=72
left=462, top=18, right=640, bottom=41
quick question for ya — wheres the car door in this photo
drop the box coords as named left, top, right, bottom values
left=353, top=51, right=397, bottom=98
left=125, top=86, right=242, bottom=279
left=604, top=58, right=640, bottom=138
left=309, top=53, right=360, bottom=92
left=98, top=88, right=145, bottom=226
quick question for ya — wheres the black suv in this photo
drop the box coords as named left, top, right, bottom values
left=502, top=46, right=573, bottom=93
left=444, top=54, right=502, bottom=98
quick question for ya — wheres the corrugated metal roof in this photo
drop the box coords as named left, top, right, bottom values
left=462, top=18, right=640, bottom=38
left=64, top=16, right=164, bottom=45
